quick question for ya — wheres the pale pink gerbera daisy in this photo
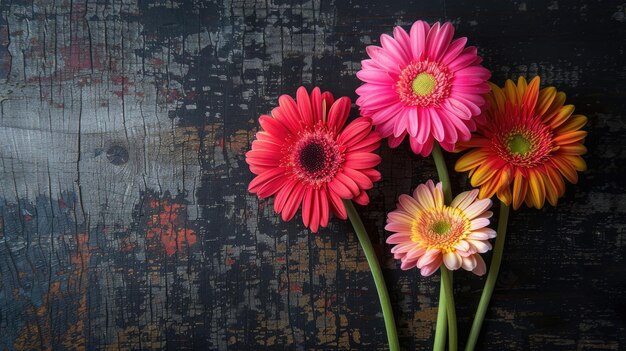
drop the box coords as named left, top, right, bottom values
left=356, top=21, right=491, bottom=156
left=246, top=87, right=382, bottom=232
left=386, top=180, right=495, bottom=276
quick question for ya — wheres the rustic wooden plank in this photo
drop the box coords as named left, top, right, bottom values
left=0, top=0, right=624, bottom=350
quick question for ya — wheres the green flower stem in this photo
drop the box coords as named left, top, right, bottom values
left=464, top=202, right=510, bottom=351
left=433, top=285, right=448, bottom=351
left=431, top=143, right=453, bottom=204
left=441, top=267, right=458, bottom=351
left=343, top=199, right=400, bottom=351
left=431, top=142, right=457, bottom=350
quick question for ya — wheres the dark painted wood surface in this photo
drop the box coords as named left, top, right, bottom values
left=0, top=0, right=624, bottom=350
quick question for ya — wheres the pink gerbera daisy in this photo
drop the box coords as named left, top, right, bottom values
left=246, top=87, right=382, bottom=232
left=356, top=20, right=491, bottom=156
left=386, top=180, right=495, bottom=276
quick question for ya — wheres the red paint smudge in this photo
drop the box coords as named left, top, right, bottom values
left=111, top=75, right=129, bottom=85
left=164, top=88, right=182, bottom=103
left=150, top=58, right=165, bottom=66
left=146, top=198, right=197, bottom=256
left=159, top=87, right=197, bottom=104
left=120, top=241, right=136, bottom=253
left=60, top=42, right=102, bottom=71
left=184, top=90, right=197, bottom=100
left=22, top=210, right=33, bottom=222
left=289, top=284, right=303, bottom=293
left=111, top=75, right=134, bottom=97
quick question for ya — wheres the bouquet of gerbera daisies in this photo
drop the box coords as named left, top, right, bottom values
left=246, top=20, right=586, bottom=351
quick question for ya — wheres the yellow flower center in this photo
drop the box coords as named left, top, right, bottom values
left=411, top=207, right=471, bottom=253
left=411, top=72, right=436, bottom=96
left=492, top=124, right=555, bottom=169
left=431, top=220, right=452, bottom=235
left=507, top=134, right=532, bottom=155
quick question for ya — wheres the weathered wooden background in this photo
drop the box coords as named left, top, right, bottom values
left=0, top=0, right=624, bottom=350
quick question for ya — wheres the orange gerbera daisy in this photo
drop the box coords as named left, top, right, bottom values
left=455, top=76, right=587, bottom=209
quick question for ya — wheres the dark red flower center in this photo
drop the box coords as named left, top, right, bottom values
left=283, top=125, right=344, bottom=188
left=299, top=142, right=327, bottom=174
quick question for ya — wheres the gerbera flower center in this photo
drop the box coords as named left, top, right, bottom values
left=412, top=207, right=471, bottom=252
left=283, top=124, right=344, bottom=188
left=299, top=142, right=327, bottom=174
left=396, top=61, right=452, bottom=107
left=507, top=134, right=532, bottom=155
left=431, top=219, right=452, bottom=235
left=491, top=117, right=555, bottom=169
left=411, top=73, right=437, bottom=96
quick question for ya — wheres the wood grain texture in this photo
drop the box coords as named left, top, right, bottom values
left=0, top=0, right=624, bottom=350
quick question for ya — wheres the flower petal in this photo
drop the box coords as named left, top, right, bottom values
left=327, top=97, right=352, bottom=131
left=296, top=86, right=314, bottom=127
left=443, top=251, right=462, bottom=270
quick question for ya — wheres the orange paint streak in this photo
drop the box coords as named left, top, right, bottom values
left=146, top=199, right=197, bottom=256
left=14, top=233, right=91, bottom=351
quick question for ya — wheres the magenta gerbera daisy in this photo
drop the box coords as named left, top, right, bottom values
left=246, top=87, right=382, bottom=232
left=356, top=20, right=491, bottom=156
